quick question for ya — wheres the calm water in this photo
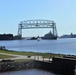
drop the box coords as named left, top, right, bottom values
left=0, top=38, right=76, bottom=55
left=0, top=69, right=54, bottom=75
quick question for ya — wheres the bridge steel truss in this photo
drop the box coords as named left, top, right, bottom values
left=18, top=19, right=57, bottom=38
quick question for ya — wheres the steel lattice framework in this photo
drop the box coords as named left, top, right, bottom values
left=18, top=19, right=57, bottom=38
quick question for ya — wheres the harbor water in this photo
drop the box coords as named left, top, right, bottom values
left=0, top=69, right=54, bottom=75
left=0, top=38, right=76, bottom=55
left=0, top=38, right=76, bottom=75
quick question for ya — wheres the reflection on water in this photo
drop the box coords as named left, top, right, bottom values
left=0, top=69, right=76, bottom=75
left=0, top=69, right=54, bottom=75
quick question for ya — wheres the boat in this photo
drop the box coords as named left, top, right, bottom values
left=37, top=37, right=41, bottom=41
left=42, top=31, right=57, bottom=40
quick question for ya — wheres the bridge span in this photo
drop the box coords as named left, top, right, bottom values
left=18, top=19, right=57, bottom=38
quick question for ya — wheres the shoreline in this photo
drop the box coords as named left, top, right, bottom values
left=0, top=49, right=75, bottom=74
left=0, top=49, right=65, bottom=58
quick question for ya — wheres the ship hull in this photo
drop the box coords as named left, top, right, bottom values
left=42, top=36, right=57, bottom=40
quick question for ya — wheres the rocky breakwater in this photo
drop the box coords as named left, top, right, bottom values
left=0, top=60, right=35, bottom=72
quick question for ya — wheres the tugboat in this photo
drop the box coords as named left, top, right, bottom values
left=37, top=36, right=41, bottom=41
left=37, top=37, right=42, bottom=41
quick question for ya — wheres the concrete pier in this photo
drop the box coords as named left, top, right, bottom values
left=51, top=57, right=75, bottom=73
left=0, top=57, right=76, bottom=74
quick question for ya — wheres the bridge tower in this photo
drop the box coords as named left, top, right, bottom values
left=18, top=23, right=22, bottom=38
left=18, top=19, right=57, bottom=39
left=52, top=22, right=57, bottom=37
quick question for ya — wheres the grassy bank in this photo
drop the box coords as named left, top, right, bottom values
left=0, top=49, right=64, bottom=58
left=0, top=54, right=15, bottom=59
